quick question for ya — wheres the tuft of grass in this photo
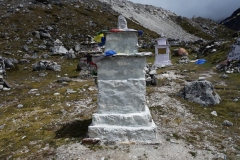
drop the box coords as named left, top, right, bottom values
left=188, top=151, right=197, bottom=157
left=87, top=145, right=104, bottom=151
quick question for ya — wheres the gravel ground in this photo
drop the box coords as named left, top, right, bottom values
left=50, top=71, right=228, bottom=160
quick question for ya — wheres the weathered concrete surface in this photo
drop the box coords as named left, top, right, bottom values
left=97, top=79, right=146, bottom=114
left=104, top=32, right=138, bottom=54
left=97, top=57, right=145, bottom=80
left=88, top=122, right=157, bottom=143
left=88, top=56, right=157, bottom=142
left=91, top=106, right=153, bottom=126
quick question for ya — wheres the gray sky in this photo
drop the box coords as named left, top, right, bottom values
left=128, top=0, right=240, bottom=21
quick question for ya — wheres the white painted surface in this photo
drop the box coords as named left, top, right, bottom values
left=157, top=38, right=167, bottom=45
left=153, top=45, right=172, bottom=67
left=88, top=56, right=157, bottom=142
left=104, top=32, right=138, bottom=54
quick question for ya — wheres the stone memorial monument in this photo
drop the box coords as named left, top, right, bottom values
left=153, top=35, right=171, bottom=68
left=88, top=16, right=157, bottom=143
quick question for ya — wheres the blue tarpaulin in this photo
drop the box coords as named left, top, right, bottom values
left=104, top=50, right=117, bottom=56
left=196, top=59, right=206, bottom=65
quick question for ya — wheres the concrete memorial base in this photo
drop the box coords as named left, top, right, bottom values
left=88, top=55, right=157, bottom=143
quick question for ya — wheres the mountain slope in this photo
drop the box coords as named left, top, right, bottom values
left=221, top=8, right=240, bottom=31
left=0, top=0, right=161, bottom=54
left=98, top=0, right=199, bottom=41
left=98, top=0, right=235, bottom=41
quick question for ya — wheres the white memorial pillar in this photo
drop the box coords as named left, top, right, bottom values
left=153, top=37, right=172, bottom=68
left=88, top=31, right=157, bottom=143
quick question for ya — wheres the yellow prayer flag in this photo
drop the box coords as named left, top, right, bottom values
left=94, top=34, right=104, bottom=42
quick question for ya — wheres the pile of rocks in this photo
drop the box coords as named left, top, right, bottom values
left=0, top=75, right=11, bottom=90
left=32, top=60, right=61, bottom=71
left=145, top=63, right=158, bottom=86
left=0, top=56, right=16, bottom=90
left=216, top=59, right=240, bottom=73
left=177, top=56, right=190, bottom=64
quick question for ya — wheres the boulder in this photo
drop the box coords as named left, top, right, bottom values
left=178, top=79, right=221, bottom=106
left=177, top=48, right=188, bottom=56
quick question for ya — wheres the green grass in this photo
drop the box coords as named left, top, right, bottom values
left=0, top=55, right=98, bottom=159
left=178, top=21, right=214, bottom=40
left=175, top=16, right=235, bottom=40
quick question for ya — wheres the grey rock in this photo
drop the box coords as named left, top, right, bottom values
left=74, top=42, right=81, bottom=51
left=46, top=41, right=53, bottom=47
left=39, top=73, right=48, bottom=77
left=19, top=59, right=30, bottom=64
left=0, top=124, right=6, bottom=130
left=40, top=31, right=51, bottom=39
left=3, top=87, right=10, bottom=91
left=233, top=98, right=239, bottom=102
left=66, top=89, right=77, bottom=94
left=33, top=31, right=40, bottom=39
left=38, top=44, right=47, bottom=50
left=14, top=37, right=20, bottom=41
left=22, top=45, right=28, bottom=52
left=53, top=46, right=68, bottom=55
left=4, top=58, right=15, bottom=68
left=57, top=77, right=71, bottom=83
left=222, top=120, right=233, bottom=126
left=35, top=60, right=61, bottom=71
left=31, top=53, right=38, bottom=59
left=178, top=56, right=189, bottom=63
left=179, top=80, right=221, bottom=106
left=46, top=25, right=53, bottom=31
left=42, top=53, right=50, bottom=59
left=26, top=38, right=33, bottom=44
left=17, top=104, right=23, bottom=109
left=65, top=49, right=76, bottom=59
left=211, top=111, right=217, bottom=116
left=4, top=52, right=11, bottom=55
left=198, top=77, right=205, bottom=81
left=47, top=64, right=61, bottom=71
left=23, top=54, right=31, bottom=59
left=221, top=74, right=228, bottom=79
left=33, top=63, right=46, bottom=71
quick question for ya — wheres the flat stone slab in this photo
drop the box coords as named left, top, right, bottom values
left=91, top=106, right=153, bottom=126
left=88, top=121, right=157, bottom=143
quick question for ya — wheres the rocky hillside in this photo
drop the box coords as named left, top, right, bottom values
left=98, top=0, right=235, bottom=41
left=0, top=0, right=166, bottom=56
left=221, top=8, right=240, bottom=31
left=0, top=0, right=235, bottom=56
